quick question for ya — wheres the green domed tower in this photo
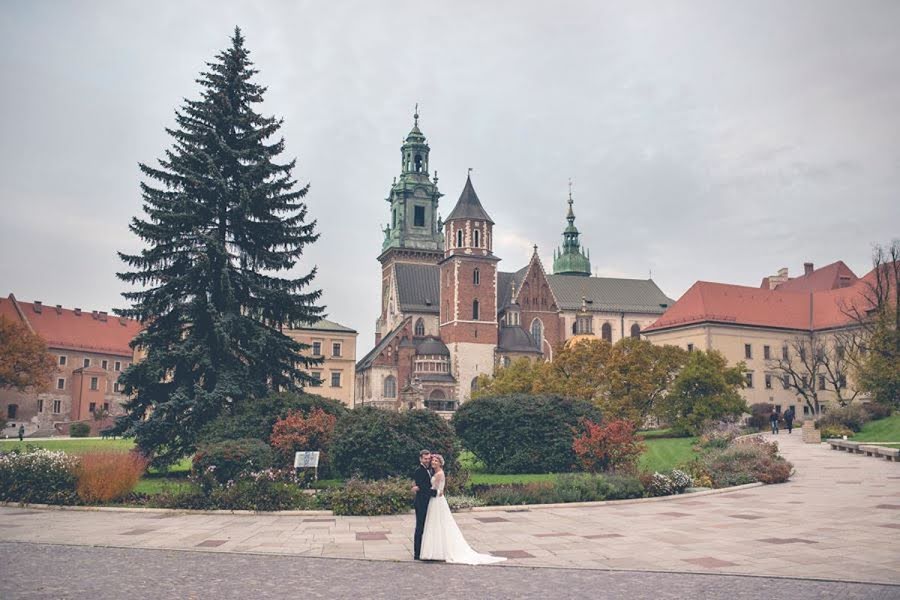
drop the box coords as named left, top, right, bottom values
left=552, top=187, right=591, bottom=276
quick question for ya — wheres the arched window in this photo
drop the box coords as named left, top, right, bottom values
left=473, top=229, right=480, bottom=247
left=473, top=268, right=480, bottom=285
left=601, top=322, right=612, bottom=342
left=414, top=318, right=425, bottom=337
left=531, top=318, right=543, bottom=350
left=472, top=299, right=480, bottom=320
left=383, top=375, right=397, bottom=398
left=630, top=323, right=641, bottom=338
left=456, top=229, right=463, bottom=248
left=414, top=154, right=423, bottom=172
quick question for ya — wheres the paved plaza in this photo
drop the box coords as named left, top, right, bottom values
left=0, top=432, right=898, bottom=596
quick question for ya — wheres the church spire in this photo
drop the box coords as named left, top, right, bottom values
left=552, top=182, right=591, bottom=276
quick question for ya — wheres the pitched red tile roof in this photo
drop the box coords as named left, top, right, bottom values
left=774, top=260, right=858, bottom=292
left=0, top=294, right=141, bottom=356
left=645, top=266, right=881, bottom=334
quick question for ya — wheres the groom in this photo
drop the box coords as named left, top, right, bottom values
left=411, top=449, right=437, bottom=560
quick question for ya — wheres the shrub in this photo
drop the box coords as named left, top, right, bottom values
left=269, top=408, right=337, bottom=472
left=323, top=478, right=412, bottom=516
left=146, top=473, right=317, bottom=511
left=699, top=443, right=792, bottom=487
left=0, top=448, right=79, bottom=504
left=819, top=424, right=854, bottom=439
left=446, top=495, right=485, bottom=511
left=641, top=469, right=693, bottom=497
left=200, top=391, right=347, bottom=444
left=452, top=394, right=602, bottom=474
left=330, top=407, right=458, bottom=480
left=572, top=419, right=644, bottom=474
left=747, top=403, right=775, bottom=431
left=696, top=420, right=743, bottom=451
left=69, top=422, right=91, bottom=438
left=862, top=402, right=893, bottom=421
left=192, top=438, right=274, bottom=489
left=76, top=451, right=149, bottom=503
left=818, top=404, right=870, bottom=432
left=473, top=474, right=643, bottom=506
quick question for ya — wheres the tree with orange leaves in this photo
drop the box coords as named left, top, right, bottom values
left=0, top=315, right=56, bottom=391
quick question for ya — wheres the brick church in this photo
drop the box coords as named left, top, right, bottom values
left=354, top=112, right=674, bottom=413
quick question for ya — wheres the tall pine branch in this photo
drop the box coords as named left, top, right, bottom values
left=113, top=28, right=323, bottom=465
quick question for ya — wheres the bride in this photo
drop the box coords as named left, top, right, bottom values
left=419, top=454, right=506, bottom=565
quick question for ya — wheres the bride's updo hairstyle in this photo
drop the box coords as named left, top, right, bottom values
left=431, top=454, right=445, bottom=467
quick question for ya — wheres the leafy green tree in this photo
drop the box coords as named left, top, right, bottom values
left=850, top=241, right=900, bottom=409
left=657, top=350, right=747, bottom=435
left=112, top=29, right=323, bottom=465
left=452, top=394, right=602, bottom=474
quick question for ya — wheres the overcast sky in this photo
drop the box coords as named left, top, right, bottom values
left=2, top=0, right=898, bottom=353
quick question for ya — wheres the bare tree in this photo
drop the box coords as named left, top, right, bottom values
left=840, top=240, right=900, bottom=336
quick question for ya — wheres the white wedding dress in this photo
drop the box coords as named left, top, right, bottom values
left=419, top=471, right=506, bottom=565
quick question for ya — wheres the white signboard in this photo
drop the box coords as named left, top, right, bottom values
left=294, top=451, right=321, bottom=469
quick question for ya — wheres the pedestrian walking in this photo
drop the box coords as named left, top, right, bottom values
left=783, top=406, right=795, bottom=434
left=769, top=410, right=779, bottom=434
left=18, top=425, right=25, bottom=442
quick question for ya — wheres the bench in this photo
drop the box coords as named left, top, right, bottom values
left=827, top=439, right=861, bottom=452
left=859, top=445, right=900, bottom=462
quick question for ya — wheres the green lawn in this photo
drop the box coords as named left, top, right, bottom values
left=639, top=436, right=698, bottom=473
left=850, top=413, right=900, bottom=443
left=0, top=438, right=135, bottom=453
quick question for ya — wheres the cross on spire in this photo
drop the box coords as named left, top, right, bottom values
left=414, top=103, right=419, bottom=127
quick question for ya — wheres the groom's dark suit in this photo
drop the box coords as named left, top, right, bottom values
left=413, top=463, right=437, bottom=560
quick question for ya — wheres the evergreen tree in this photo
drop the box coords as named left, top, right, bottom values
left=113, top=28, right=323, bottom=465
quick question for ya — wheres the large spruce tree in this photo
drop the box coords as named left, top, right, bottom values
left=114, top=28, right=323, bottom=465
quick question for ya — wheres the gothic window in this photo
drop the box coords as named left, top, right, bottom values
left=601, top=322, right=612, bottom=342
left=473, top=229, right=480, bottom=247
left=456, top=229, right=463, bottom=248
left=384, top=375, right=397, bottom=398
left=414, top=205, right=425, bottom=227
left=531, top=318, right=543, bottom=350
left=630, top=323, right=641, bottom=338
left=473, top=268, right=480, bottom=285
left=472, top=299, right=480, bottom=320
left=415, top=318, right=425, bottom=336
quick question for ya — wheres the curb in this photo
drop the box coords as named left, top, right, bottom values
left=1, top=482, right=765, bottom=516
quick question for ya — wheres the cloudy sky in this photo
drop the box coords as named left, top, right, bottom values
left=1, top=1, right=898, bottom=353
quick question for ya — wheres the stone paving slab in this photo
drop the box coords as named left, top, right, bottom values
left=1, top=433, right=898, bottom=585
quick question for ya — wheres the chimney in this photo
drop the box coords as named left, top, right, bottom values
left=119, top=317, right=128, bottom=326
left=98, top=311, right=108, bottom=322
left=74, top=308, right=82, bottom=316
left=55, top=304, right=62, bottom=314
left=91, top=310, right=99, bottom=320
left=804, top=262, right=814, bottom=276
left=33, top=301, right=42, bottom=313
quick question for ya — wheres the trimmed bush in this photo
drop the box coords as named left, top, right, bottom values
left=200, top=392, right=347, bottom=444
left=69, top=422, right=91, bottom=438
left=452, top=394, right=602, bottom=474
left=473, top=473, right=643, bottom=506
left=818, top=404, right=870, bottom=432
left=819, top=424, right=854, bottom=439
left=147, top=474, right=317, bottom=511
left=322, top=478, right=412, bottom=516
left=76, top=451, right=149, bottom=503
left=695, top=441, right=793, bottom=487
left=330, top=407, right=458, bottom=480
left=747, top=403, right=775, bottom=431
left=192, top=438, right=274, bottom=488
left=573, top=419, right=644, bottom=474
left=0, top=448, right=79, bottom=504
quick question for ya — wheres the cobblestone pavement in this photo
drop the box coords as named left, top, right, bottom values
left=1, top=433, right=898, bottom=586
left=1, top=542, right=897, bottom=600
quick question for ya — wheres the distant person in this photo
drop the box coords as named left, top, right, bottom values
left=18, top=425, right=24, bottom=442
left=769, top=410, right=779, bottom=435
left=783, top=407, right=795, bottom=434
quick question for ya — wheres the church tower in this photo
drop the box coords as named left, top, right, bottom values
left=376, top=109, right=444, bottom=341
left=439, top=174, right=500, bottom=404
left=552, top=185, right=591, bottom=276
